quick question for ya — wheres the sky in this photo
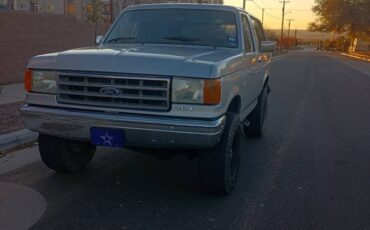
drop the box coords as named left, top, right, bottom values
left=223, top=0, right=317, bottom=30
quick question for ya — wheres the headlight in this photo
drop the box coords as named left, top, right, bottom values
left=172, top=78, right=221, bottom=105
left=24, top=69, right=57, bottom=94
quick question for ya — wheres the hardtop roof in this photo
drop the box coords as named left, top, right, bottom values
left=125, top=3, right=246, bottom=14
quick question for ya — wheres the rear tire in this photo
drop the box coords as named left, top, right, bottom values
left=38, top=134, right=96, bottom=173
left=199, top=112, right=242, bottom=195
left=244, top=86, right=268, bottom=138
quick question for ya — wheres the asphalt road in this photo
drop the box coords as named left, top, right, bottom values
left=1, top=51, right=370, bottom=230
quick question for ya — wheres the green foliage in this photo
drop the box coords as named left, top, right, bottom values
left=86, top=0, right=104, bottom=23
left=322, top=36, right=350, bottom=51
left=308, top=0, right=370, bottom=37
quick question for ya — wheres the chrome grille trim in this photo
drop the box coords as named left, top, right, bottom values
left=57, top=72, right=170, bottom=111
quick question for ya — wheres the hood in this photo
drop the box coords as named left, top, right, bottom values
left=28, top=44, right=240, bottom=78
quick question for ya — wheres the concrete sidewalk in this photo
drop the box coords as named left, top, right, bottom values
left=340, top=52, right=370, bottom=62
left=326, top=53, right=370, bottom=77
left=0, top=130, right=38, bottom=154
left=0, top=83, right=33, bottom=153
left=0, top=83, right=26, bottom=105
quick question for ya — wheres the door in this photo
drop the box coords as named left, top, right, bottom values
left=240, top=14, right=260, bottom=113
left=250, top=17, right=268, bottom=92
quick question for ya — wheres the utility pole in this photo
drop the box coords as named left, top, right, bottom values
left=286, top=19, right=294, bottom=48
left=279, top=0, right=289, bottom=51
left=262, top=8, right=265, bottom=27
left=243, top=0, right=252, bottom=10
left=294, top=29, right=297, bottom=46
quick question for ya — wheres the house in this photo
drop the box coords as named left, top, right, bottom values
left=66, top=0, right=224, bottom=22
left=2, top=0, right=224, bottom=21
left=0, top=0, right=9, bottom=9
left=1, top=0, right=65, bottom=13
left=112, top=0, right=223, bottom=20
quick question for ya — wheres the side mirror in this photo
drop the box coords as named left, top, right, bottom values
left=261, top=41, right=277, bottom=53
left=96, top=35, right=103, bottom=45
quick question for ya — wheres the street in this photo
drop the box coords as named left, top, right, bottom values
left=1, top=50, right=369, bottom=230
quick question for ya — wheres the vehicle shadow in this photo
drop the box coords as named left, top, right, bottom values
left=1, top=135, right=276, bottom=229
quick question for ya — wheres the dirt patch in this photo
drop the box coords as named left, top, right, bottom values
left=0, top=101, right=25, bottom=135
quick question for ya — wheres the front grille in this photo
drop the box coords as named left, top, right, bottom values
left=57, top=72, right=170, bottom=111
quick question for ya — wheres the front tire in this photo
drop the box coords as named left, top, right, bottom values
left=199, top=112, right=242, bottom=195
left=244, top=86, right=268, bottom=138
left=38, top=134, right=96, bottom=173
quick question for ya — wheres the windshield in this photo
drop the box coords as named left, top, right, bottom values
left=104, top=9, right=238, bottom=48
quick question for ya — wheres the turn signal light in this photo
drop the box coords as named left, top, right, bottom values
left=204, top=79, right=221, bottom=105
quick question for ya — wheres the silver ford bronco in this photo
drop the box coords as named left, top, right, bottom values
left=21, top=4, right=275, bottom=195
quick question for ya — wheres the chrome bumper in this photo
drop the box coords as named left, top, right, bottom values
left=20, top=105, right=226, bottom=148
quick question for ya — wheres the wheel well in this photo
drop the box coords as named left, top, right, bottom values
left=227, top=96, right=241, bottom=114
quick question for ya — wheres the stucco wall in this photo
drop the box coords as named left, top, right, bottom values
left=0, top=11, right=110, bottom=85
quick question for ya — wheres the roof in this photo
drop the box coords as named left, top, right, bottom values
left=125, top=3, right=245, bottom=13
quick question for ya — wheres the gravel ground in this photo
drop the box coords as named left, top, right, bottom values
left=0, top=101, right=25, bottom=135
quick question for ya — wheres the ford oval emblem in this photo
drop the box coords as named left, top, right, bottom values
left=100, top=87, right=121, bottom=96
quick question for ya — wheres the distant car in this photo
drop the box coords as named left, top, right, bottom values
left=21, top=4, right=275, bottom=195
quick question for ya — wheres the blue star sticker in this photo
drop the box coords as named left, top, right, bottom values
left=100, top=132, right=114, bottom=146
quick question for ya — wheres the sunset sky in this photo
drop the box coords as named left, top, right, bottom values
left=224, top=0, right=317, bottom=30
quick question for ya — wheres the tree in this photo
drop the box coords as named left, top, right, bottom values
left=308, top=0, right=370, bottom=38
left=86, top=0, right=104, bottom=42
left=86, top=0, right=104, bottom=23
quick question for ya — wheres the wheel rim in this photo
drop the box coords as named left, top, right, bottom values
left=261, top=93, right=268, bottom=130
left=229, top=126, right=241, bottom=185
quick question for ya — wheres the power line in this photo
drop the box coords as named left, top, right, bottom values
left=253, top=0, right=311, bottom=11
left=250, top=0, right=263, bottom=10
left=250, top=0, right=281, bottom=20
left=264, top=10, right=281, bottom=20
left=253, top=8, right=311, bottom=11
left=286, top=8, right=312, bottom=11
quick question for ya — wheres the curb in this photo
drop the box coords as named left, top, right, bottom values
left=0, top=129, right=38, bottom=153
left=340, top=52, right=370, bottom=62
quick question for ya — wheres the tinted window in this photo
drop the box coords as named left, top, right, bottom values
left=241, top=15, right=254, bottom=52
left=251, top=18, right=266, bottom=51
left=105, top=9, right=238, bottom=48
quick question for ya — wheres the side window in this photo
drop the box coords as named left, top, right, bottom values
left=251, top=18, right=266, bottom=51
left=241, top=15, right=254, bottom=53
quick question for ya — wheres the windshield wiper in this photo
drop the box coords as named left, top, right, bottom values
left=106, top=36, right=139, bottom=44
left=163, top=36, right=202, bottom=42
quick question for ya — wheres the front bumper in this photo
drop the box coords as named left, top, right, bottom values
left=21, top=105, right=226, bottom=148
